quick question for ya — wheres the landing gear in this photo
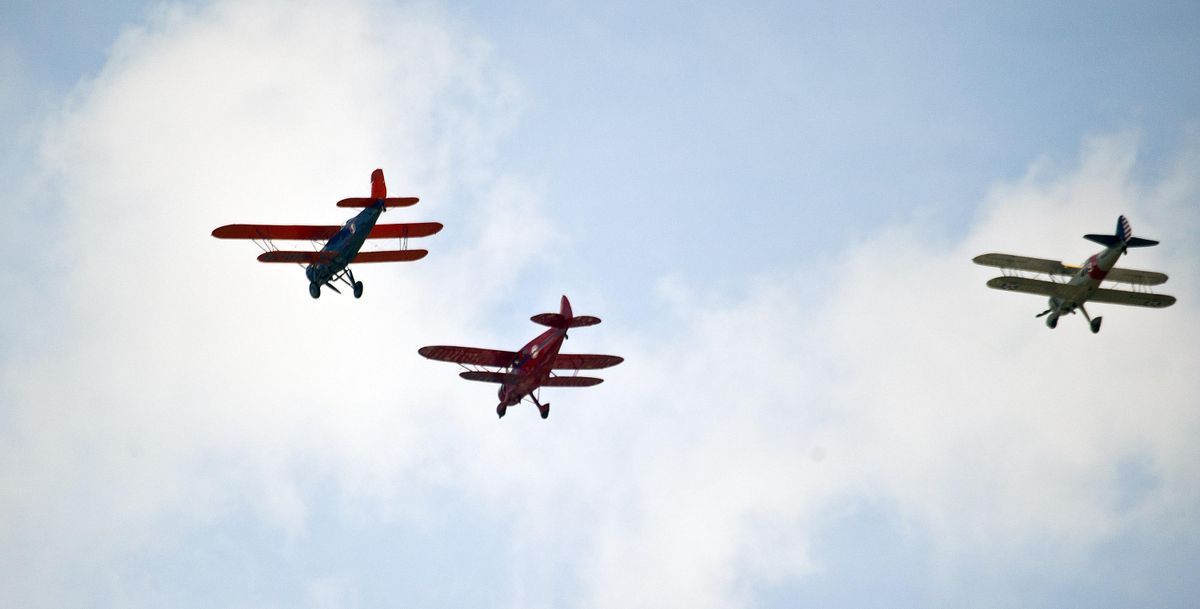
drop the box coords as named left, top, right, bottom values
left=353, top=281, right=364, bottom=299
left=496, top=404, right=507, bottom=418
left=309, top=282, right=321, bottom=299
left=1079, top=304, right=1101, bottom=334
left=1046, top=314, right=1058, bottom=329
left=531, top=393, right=550, bottom=420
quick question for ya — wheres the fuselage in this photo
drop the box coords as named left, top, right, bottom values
left=1047, top=243, right=1124, bottom=316
left=305, top=200, right=384, bottom=285
left=498, top=326, right=567, bottom=406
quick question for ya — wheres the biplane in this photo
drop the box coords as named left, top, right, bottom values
left=418, top=296, right=623, bottom=419
left=212, top=169, right=442, bottom=299
left=974, top=215, right=1175, bottom=333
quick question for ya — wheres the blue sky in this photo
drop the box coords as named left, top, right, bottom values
left=1, top=2, right=1198, bottom=608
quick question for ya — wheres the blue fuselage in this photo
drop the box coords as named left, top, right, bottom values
left=305, top=200, right=384, bottom=286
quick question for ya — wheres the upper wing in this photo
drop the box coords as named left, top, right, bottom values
left=418, top=345, right=517, bottom=368
left=352, top=250, right=428, bottom=263
left=367, top=222, right=444, bottom=239
left=213, top=224, right=339, bottom=240
left=552, top=354, right=624, bottom=370
left=975, top=253, right=1168, bottom=286
left=257, top=251, right=336, bottom=264
left=973, top=253, right=1076, bottom=277
left=985, top=276, right=1073, bottom=299
left=1087, top=288, right=1176, bottom=308
left=1103, top=267, right=1169, bottom=286
left=542, top=375, right=604, bottom=387
left=337, top=197, right=419, bottom=208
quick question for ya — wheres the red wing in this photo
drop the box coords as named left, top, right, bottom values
left=418, top=346, right=517, bottom=368
left=542, top=376, right=604, bottom=387
left=337, top=197, right=419, bottom=208
left=367, top=222, right=444, bottom=239
left=459, top=371, right=519, bottom=384
left=213, top=224, right=340, bottom=240
left=552, top=354, right=624, bottom=370
left=257, top=251, right=336, bottom=264
left=353, top=250, right=428, bottom=263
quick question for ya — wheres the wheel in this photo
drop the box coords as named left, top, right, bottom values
left=496, top=404, right=507, bottom=418
left=538, top=403, right=550, bottom=419
left=353, top=281, right=363, bottom=299
left=309, top=282, right=321, bottom=299
left=1046, top=315, right=1058, bottom=329
left=1090, top=317, right=1102, bottom=334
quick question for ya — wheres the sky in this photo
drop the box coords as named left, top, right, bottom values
left=0, top=1, right=1198, bottom=608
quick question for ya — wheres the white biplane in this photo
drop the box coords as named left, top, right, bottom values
left=974, top=215, right=1175, bottom=333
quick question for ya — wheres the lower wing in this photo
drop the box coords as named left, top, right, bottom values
left=985, top=276, right=1073, bottom=299
left=542, top=376, right=603, bottom=387
left=257, top=251, right=336, bottom=264
left=459, top=371, right=518, bottom=384
left=1088, top=288, right=1176, bottom=308
left=352, top=250, right=428, bottom=263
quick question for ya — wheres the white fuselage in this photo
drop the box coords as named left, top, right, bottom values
left=1048, top=244, right=1123, bottom=317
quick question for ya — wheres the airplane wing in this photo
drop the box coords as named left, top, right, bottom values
left=367, top=222, right=443, bottom=239
left=985, top=276, right=1073, bottom=299
left=337, top=197, right=420, bottom=208
left=975, top=253, right=1168, bottom=285
left=257, top=251, right=336, bottom=264
left=459, top=371, right=519, bottom=384
left=973, top=253, right=1077, bottom=277
left=352, top=250, right=428, bottom=263
left=213, top=224, right=340, bottom=240
left=418, top=345, right=517, bottom=368
left=1103, top=267, right=1169, bottom=286
left=1086, top=288, right=1176, bottom=308
left=542, top=376, right=604, bottom=387
left=552, top=354, right=624, bottom=370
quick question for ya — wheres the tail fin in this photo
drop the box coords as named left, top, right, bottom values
left=531, top=295, right=602, bottom=329
left=371, top=168, right=386, bottom=200
left=1083, top=215, right=1159, bottom=248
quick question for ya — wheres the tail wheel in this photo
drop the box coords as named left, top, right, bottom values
left=496, top=404, right=507, bottom=419
left=1090, top=317, right=1102, bottom=334
left=309, top=283, right=321, bottom=299
left=353, top=281, right=364, bottom=299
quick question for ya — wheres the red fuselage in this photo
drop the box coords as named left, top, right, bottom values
left=498, top=326, right=567, bottom=406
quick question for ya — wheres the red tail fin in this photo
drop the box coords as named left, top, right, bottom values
left=371, top=168, right=386, bottom=199
left=559, top=295, right=573, bottom=320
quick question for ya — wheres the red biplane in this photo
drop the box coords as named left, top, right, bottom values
left=419, top=296, right=623, bottom=419
left=212, top=169, right=442, bottom=299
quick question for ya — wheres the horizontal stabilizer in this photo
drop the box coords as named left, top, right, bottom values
left=367, top=222, right=443, bottom=239
left=542, top=376, right=603, bottom=387
left=531, top=313, right=603, bottom=328
left=1083, top=234, right=1123, bottom=247
left=352, top=250, right=428, bottom=263
left=459, top=371, right=518, bottom=384
left=1125, top=237, right=1159, bottom=248
left=337, top=197, right=419, bottom=208
left=257, top=250, right=336, bottom=264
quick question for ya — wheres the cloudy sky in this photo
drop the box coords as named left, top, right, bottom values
left=1, top=1, right=1198, bottom=608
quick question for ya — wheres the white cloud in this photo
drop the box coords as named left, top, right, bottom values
left=1, top=2, right=1198, bottom=609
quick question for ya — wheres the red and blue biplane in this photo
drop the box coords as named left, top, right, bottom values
left=419, top=296, right=623, bottom=419
left=213, top=169, right=442, bottom=299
